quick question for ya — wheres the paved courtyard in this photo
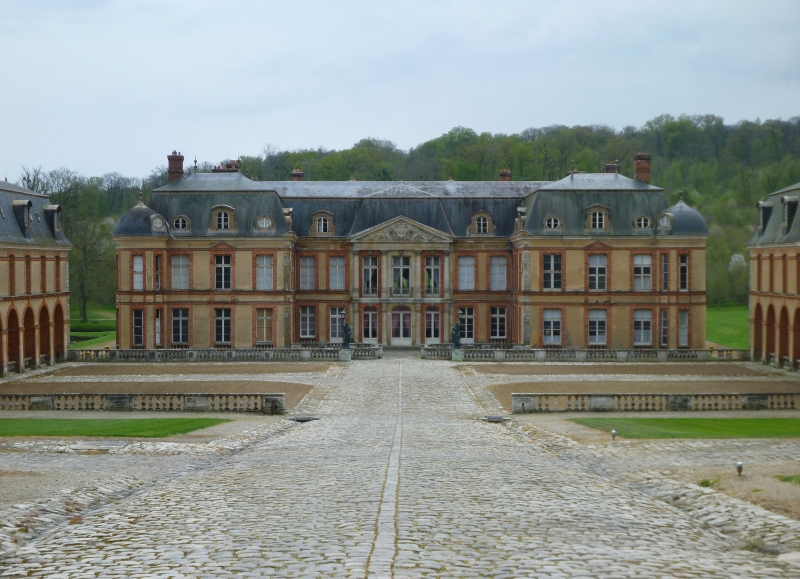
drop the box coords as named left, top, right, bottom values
left=2, top=359, right=800, bottom=578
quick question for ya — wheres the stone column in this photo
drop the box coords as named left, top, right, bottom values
left=414, top=302, right=422, bottom=346
left=351, top=250, right=360, bottom=341
left=34, top=324, right=41, bottom=367
left=48, top=322, right=55, bottom=365
left=0, top=327, right=7, bottom=375
left=381, top=250, right=389, bottom=300
left=443, top=249, right=452, bottom=335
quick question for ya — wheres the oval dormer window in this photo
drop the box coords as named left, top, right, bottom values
left=258, top=216, right=272, bottom=229
left=545, top=216, right=561, bottom=230
left=635, top=216, right=651, bottom=229
left=173, top=216, right=188, bottom=230
left=152, top=216, right=164, bottom=229
left=659, top=215, right=670, bottom=228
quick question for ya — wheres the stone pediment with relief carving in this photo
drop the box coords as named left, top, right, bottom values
left=352, top=217, right=452, bottom=243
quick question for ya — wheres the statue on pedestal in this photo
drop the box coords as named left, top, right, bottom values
left=451, top=310, right=465, bottom=349
left=342, top=318, right=352, bottom=350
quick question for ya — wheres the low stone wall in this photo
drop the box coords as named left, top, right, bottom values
left=511, top=392, right=799, bottom=413
left=421, top=346, right=749, bottom=362
left=67, top=345, right=382, bottom=363
left=0, top=393, right=286, bottom=414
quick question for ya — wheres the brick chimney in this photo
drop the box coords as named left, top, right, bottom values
left=212, top=159, right=240, bottom=173
left=290, top=168, right=305, bottom=181
left=602, top=160, right=621, bottom=174
left=634, top=152, right=651, bottom=183
left=167, top=151, right=184, bottom=183
left=499, top=168, right=512, bottom=181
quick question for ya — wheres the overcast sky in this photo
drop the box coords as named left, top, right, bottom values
left=1, top=0, right=799, bottom=181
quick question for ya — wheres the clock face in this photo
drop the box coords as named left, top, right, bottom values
left=152, top=216, right=163, bottom=228
left=258, top=216, right=272, bottom=229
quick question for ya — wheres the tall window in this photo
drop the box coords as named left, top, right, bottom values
left=425, top=256, right=440, bottom=296
left=217, top=211, right=229, bottom=230
left=172, top=308, right=189, bottom=345
left=133, top=255, right=144, bottom=290
left=458, top=257, right=475, bottom=290
left=132, top=310, right=144, bottom=347
left=660, top=309, right=669, bottom=347
left=316, top=216, right=329, bottom=233
left=215, top=255, right=231, bottom=290
left=425, top=309, right=440, bottom=340
left=633, top=310, right=652, bottom=346
left=363, top=256, right=378, bottom=296
left=154, top=309, right=162, bottom=347
left=215, top=308, right=231, bottom=345
left=476, top=216, right=488, bottom=233
left=330, top=307, right=345, bottom=342
left=633, top=255, right=652, bottom=291
left=588, top=254, right=607, bottom=290
left=256, top=255, right=273, bottom=290
left=392, top=256, right=410, bottom=295
left=459, top=307, right=475, bottom=342
left=679, top=310, right=689, bottom=347
left=300, top=306, right=316, bottom=338
left=543, top=254, right=562, bottom=290
left=490, top=256, right=506, bottom=290
left=588, top=310, right=606, bottom=346
left=591, top=211, right=604, bottom=229
left=329, top=257, right=345, bottom=290
left=679, top=254, right=689, bottom=291
left=300, top=256, right=316, bottom=290
left=661, top=254, right=669, bottom=291
left=363, top=308, right=378, bottom=340
left=490, top=307, right=506, bottom=339
left=543, top=309, right=561, bottom=346
left=256, top=308, right=273, bottom=345
left=172, top=255, right=189, bottom=290
left=154, top=255, right=161, bottom=290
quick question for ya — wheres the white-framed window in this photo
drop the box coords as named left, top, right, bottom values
left=425, top=309, right=440, bottom=339
left=661, top=254, right=669, bottom=291
left=300, top=256, right=316, bottom=290
left=591, top=211, right=605, bottom=229
left=362, top=308, right=378, bottom=340
left=256, top=215, right=272, bottom=229
left=316, top=216, right=329, bottom=233
left=173, top=216, right=188, bottom=230
left=490, top=256, right=506, bottom=290
left=490, top=307, right=506, bottom=339
left=679, top=254, right=689, bottom=291
left=636, top=215, right=651, bottom=229
left=330, top=307, right=345, bottom=342
left=172, top=308, right=189, bottom=345
left=543, top=254, right=562, bottom=290
left=633, top=254, right=652, bottom=291
left=476, top=216, right=489, bottom=233
left=300, top=306, right=316, bottom=338
left=155, top=309, right=162, bottom=346
left=458, top=257, right=475, bottom=290
left=256, top=308, right=273, bottom=345
left=329, top=256, right=345, bottom=290
left=679, top=310, right=689, bottom=347
left=545, top=216, right=561, bottom=230
left=588, top=310, right=606, bottom=346
left=425, top=256, right=440, bottom=296
left=363, top=256, right=378, bottom=296
left=392, top=256, right=410, bottom=296
left=217, top=211, right=229, bottom=230
left=633, top=310, right=652, bottom=346
left=661, top=309, right=669, bottom=348
left=215, top=308, right=231, bottom=345
left=588, top=254, right=607, bottom=290
left=215, top=255, right=231, bottom=290
left=256, top=255, right=273, bottom=291
left=132, top=255, right=144, bottom=290
left=172, top=255, right=189, bottom=290
left=543, top=309, right=561, bottom=345
left=132, top=309, right=143, bottom=346
left=459, top=307, right=475, bottom=342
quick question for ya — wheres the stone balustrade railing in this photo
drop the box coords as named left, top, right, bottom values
left=68, top=345, right=382, bottom=363
left=0, top=393, right=286, bottom=414
left=511, top=392, right=798, bottom=413
left=420, top=345, right=749, bottom=362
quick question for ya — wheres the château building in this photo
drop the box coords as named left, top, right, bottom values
left=113, top=152, right=708, bottom=350
left=0, top=180, right=71, bottom=374
left=747, top=180, right=800, bottom=366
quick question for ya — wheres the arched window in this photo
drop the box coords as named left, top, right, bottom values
left=317, top=216, right=329, bottom=233
left=173, top=216, right=188, bottom=230
left=635, top=216, right=651, bottom=229
left=476, top=216, right=488, bottom=234
left=545, top=216, right=561, bottom=230
left=257, top=215, right=272, bottom=229
left=217, top=211, right=229, bottom=230
left=591, top=211, right=604, bottom=229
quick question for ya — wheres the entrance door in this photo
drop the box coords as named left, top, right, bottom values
left=391, top=309, right=412, bottom=346
left=425, top=310, right=440, bottom=344
left=363, top=310, right=378, bottom=344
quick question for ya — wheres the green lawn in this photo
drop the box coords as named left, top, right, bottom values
left=69, top=331, right=116, bottom=349
left=0, top=418, right=231, bottom=438
left=571, top=418, right=800, bottom=439
left=70, top=303, right=116, bottom=332
left=779, top=475, right=800, bottom=484
left=706, top=305, right=749, bottom=349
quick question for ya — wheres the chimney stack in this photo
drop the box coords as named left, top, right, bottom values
left=634, top=152, right=651, bottom=183
left=499, top=168, right=512, bottom=182
left=603, top=160, right=621, bottom=174
left=167, top=150, right=185, bottom=183
left=291, top=168, right=305, bottom=181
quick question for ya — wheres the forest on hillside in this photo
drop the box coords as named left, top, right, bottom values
left=18, top=114, right=800, bottom=319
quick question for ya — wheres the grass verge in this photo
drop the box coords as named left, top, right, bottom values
left=0, top=418, right=231, bottom=438
left=778, top=475, right=800, bottom=484
left=69, top=331, right=116, bottom=349
left=706, top=305, right=749, bottom=349
left=570, top=418, right=800, bottom=439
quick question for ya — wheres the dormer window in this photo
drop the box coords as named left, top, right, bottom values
left=23, top=207, right=30, bottom=227
left=476, top=216, right=488, bottom=233
left=53, top=211, right=60, bottom=231
left=585, top=205, right=610, bottom=232
left=470, top=212, right=494, bottom=235
left=592, top=211, right=604, bottom=229
left=173, top=216, right=189, bottom=230
left=317, top=216, right=329, bottom=233
left=635, top=215, right=651, bottom=229
left=310, top=211, right=335, bottom=236
left=258, top=216, right=272, bottom=229
left=782, top=196, right=797, bottom=234
left=757, top=201, right=773, bottom=235
left=152, top=216, right=164, bottom=229
left=218, top=211, right=229, bottom=230
left=545, top=216, right=561, bottom=231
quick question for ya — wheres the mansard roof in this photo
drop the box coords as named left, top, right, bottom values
left=747, top=180, right=800, bottom=246
left=0, top=181, right=71, bottom=247
left=537, top=172, right=662, bottom=191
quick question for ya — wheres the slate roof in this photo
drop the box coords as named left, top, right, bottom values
left=747, top=180, right=800, bottom=246
left=537, top=172, right=662, bottom=192
left=0, top=181, right=71, bottom=247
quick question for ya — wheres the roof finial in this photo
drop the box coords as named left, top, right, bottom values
left=679, top=189, right=684, bottom=202
left=571, top=159, right=576, bottom=173
left=194, top=156, right=197, bottom=172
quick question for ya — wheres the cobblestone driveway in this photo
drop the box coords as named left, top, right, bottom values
left=2, top=359, right=799, bottom=578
